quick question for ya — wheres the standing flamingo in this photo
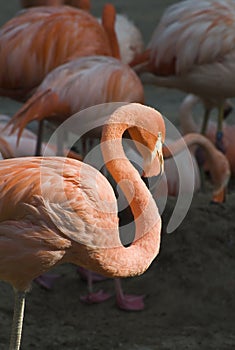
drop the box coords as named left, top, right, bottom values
left=0, top=102, right=164, bottom=350
left=131, top=0, right=235, bottom=152
left=179, top=94, right=235, bottom=176
left=5, top=54, right=146, bottom=309
left=6, top=55, right=144, bottom=154
left=0, top=4, right=119, bottom=103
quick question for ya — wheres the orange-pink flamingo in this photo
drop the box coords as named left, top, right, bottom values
left=0, top=102, right=164, bottom=349
left=20, top=0, right=90, bottom=10
left=6, top=55, right=144, bottom=155
left=0, top=4, right=118, bottom=103
left=19, top=0, right=144, bottom=65
left=131, top=0, right=235, bottom=152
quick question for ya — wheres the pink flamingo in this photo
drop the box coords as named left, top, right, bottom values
left=0, top=102, right=164, bottom=349
left=5, top=54, right=145, bottom=310
left=179, top=94, right=235, bottom=177
left=6, top=55, right=144, bottom=155
left=131, top=0, right=235, bottom=151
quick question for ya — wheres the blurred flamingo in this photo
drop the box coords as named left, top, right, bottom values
left=179, top=94, right=235, bottom=176
left=20, top=0, right=144, bottom=65
left=162, top=133, right=230, bottom=202
left=0, top=4, right=119, bottom=103
left=130, top=0, right=235, bottom=152
left=6, top=55, right=144, bottom=155
left=20, top=0, right=90, bottom=9
left=0, top=103, right=164, bottom=349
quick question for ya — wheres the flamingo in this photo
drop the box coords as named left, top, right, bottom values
left=0, top=102, right=164, bottom=350
left=6, top=55, right=144, bottom=155
left=0, top=4, right=119, bottom=103
left=75, top=128, right=230, bottom=308
left=5, top=54, right=146, bottom=309
left=97, top=12, right=144, bottom=64
left=130, top=0, right=235, bottom=152
left=19, top=0, right=144, bottom=65
left=179, top=94, right=235, bottom=176
left=162, top=133, right=230, bottom=202
left=20, top=0, right=91, bottom=10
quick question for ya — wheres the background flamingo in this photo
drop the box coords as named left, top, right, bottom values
left=179, top=94, right=235, bottom=177
left=0, top=102, right=164, bottom=349
left=0, top=4, right=118, bottom=103
left=6, top=55, right=144, bottom=155
left=20, top=0, right=90, bottom=9
left=131, top=0, right=235, bottom=152
left=19, top=0, right=144, bottom=65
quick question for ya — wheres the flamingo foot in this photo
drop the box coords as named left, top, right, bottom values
left=34, top=273, right=61, bottom=290
left=80, top=289, right=112, bottom=304
left=116, top=293, right=146, bottom=311
left=77, top=266, right=109, bottom=282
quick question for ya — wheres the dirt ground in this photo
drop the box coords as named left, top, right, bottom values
left=1, top=1, right=235, bottom=349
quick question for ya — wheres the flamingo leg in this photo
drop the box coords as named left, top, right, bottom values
left=114, top=278, right=145, bottom=311
left=9, top=289, right=26, bottom=350
left=215, top=104, right=225, bottom=153
left=56, top=127, right=67, bottom=156
left=34, top=273, right=61, bottom=290
left=200, top=107, right=210, bottom=135
left=35, top=120, right=44, bottom=156
left=79, top=269, right=112, bottom=304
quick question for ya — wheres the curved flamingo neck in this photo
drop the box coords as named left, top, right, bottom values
left=163, top=133, right=215, bottom=159
left=179, top=94, right=199, bottom=134
left=163, top=133, right=230, bottom=199
left=101, top=113, right=159, bottom=224
left=102, top=3, right=120, bottom=59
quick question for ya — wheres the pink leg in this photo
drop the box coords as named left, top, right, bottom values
left=77, top=266, right=109, bottom=282
left=114, top=278, right=145, bottom=311
left=34, top=272, right=61, bottom=290
left=79, top=269, right=112, bottom=304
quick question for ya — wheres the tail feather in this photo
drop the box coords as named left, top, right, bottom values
left=5, top=89, right=64, bottom=145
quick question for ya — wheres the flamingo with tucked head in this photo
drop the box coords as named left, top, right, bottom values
left=131, top=0, right=235, bottom=152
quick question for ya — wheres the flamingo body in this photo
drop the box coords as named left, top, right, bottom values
left=0, top=6, right=112, bottom=101
left=8, top=55, right=144, bottom=140
left=146, top=0, right=235, bottom=100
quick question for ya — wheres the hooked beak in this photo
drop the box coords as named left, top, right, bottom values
left=142, top=131, right=164, bottom=177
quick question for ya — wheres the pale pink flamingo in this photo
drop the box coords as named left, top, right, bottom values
left=162, top=133, right=230, bottom=202
left=0, top=114, right=81, bottom=161
left=97, top=11, right=144, bottom=64
left=0, top=4, right=119, bottom=103
left=179, top=94, right=235, bottom=176
left=0, top=102, right=164, bottom=349
left=131, top=0, right=235, bottom=151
